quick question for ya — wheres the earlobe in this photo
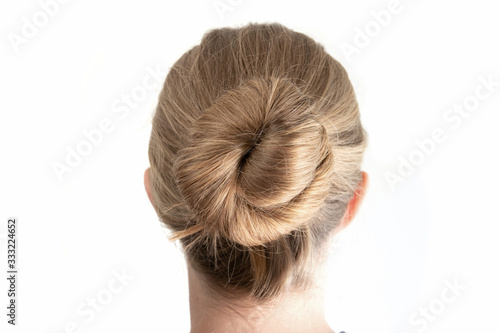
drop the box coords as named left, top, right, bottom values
left=144, top=167, right=155, bottom=207
left=339, top=171, right=368, bottom=229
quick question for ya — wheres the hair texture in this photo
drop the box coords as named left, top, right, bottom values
left=148, top=22, right=367, bottom=303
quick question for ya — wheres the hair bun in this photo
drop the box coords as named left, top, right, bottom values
left=173, top=77, right=335, bottom=246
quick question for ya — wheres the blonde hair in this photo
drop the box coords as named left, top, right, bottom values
left=147, top=22, right=367, bottom=302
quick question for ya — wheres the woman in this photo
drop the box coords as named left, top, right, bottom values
left=144, top=22, right=368, bottom=333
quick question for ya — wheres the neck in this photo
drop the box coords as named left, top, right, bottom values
left=187, top=263, right=335, bottom=333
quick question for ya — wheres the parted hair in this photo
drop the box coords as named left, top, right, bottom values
left=147, top=22, right=367, bottom=303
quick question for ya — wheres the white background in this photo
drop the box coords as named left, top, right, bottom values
left=1, top=0, right=499, bottom=332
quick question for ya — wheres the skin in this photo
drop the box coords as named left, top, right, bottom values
left=144, top=168, right=368, bottom=333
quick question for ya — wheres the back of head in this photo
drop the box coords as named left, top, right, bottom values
left=148, top=22, right=366, bottom=303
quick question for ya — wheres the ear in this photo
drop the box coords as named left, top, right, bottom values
left=144, top=167, right=155, bottom=208
left=338, top=171, right=368, bottom=230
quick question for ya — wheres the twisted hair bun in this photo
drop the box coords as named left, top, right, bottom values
left=148, top=22, right=367, bottom=301
left=174, top=77, right=334, bottom=246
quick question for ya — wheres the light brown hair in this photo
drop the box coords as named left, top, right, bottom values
left=147, top=22, right=367, bottom=303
